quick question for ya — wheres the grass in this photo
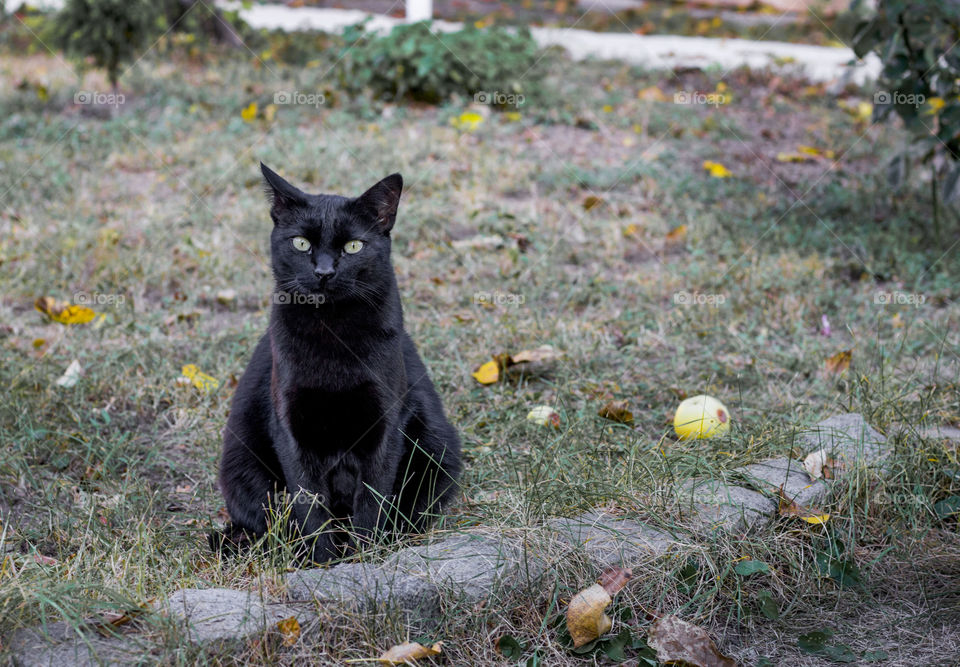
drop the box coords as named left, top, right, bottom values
left=0, top=14, right=959, bottom=666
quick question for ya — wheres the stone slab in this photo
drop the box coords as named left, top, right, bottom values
left=286, top=561, right=440, bottom=618
left=678, top=480, right=776, bottom=533
left=548, top=510, right=673, bottom=568
left=736, top=456, right=828, bottom=507
left=161, top=588, right=299, bottom=643
left=387, top=533, right=545, bottom=603
left=800, top=413, right=887, bottom=465
left=9, top=621, right=145, bottom=667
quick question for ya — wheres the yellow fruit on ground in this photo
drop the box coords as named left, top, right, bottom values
left=673, top=395, right=731, bottom=440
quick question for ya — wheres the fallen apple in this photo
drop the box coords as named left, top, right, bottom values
left=673, top=395, right=731, bottom=440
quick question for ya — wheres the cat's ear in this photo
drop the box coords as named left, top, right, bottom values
left=356, top=173, right=403, bottom=232
left=260, top=162, right=307, bottom=220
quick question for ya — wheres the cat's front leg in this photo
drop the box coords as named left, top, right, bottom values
left=288, top=485, right=343, bottom=564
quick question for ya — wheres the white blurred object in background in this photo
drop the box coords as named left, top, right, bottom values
left=406, top=0, right=432, bottom=22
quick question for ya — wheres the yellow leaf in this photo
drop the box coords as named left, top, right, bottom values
left=471, top=360, right=500, bottom=385
left=926, top=97, right=945, bottom=115
left=510, top=346, right=560, bottom=364
left=35, top=297, right=97, bottom=325
left=623, top=223, right=639, bottom=237
left=566, top=584, right=613, bottom=647
left=891, top=312, right=904, bottom=328
left=504, top=111, right=522, bottom=122
left=801, top=513, right=830, bottom=525
left=241, top=102, right=258, bottom=122
left=527, top=405, right=561, bottom=429
left=32, top=338, right=46, bottom=349
left=665, top=224, right=687, bottom=243
left=776, top=152, right=812, bottom=163
left=702, top=160, right=732, bottom=178
left=797, top=145, right=835, bottom=159
left=601, top=104, right=613, bottom=113
left=180, top=364, right=220, bottom=392
left=276, top=616, right=300, bottom=646
left=823, top=349, right=852, bottom=375
left=377, top=641, right=443, bottom=664
left=637, top=86, right=667, bottom=102
left=451, top=111, right=484, bottom=131
left=263, top=103, right=277, bottom=123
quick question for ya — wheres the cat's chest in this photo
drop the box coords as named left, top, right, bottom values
left=283, top=383, right=388, bottom=453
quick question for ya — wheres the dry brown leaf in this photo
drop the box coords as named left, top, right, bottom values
left=599, top=566, right=633, bottom=595
left=566, top=584, right=613, bottom=647
left=823, top=349, right=852, bottom=375
left=598, top=400, right=634, bottom=424
left=377, top=641, right=443, bottom=664
left=647, top=614, right=736, bottom=667
left=511, top=345, right=560, bottom=364
left=583, top=195, right=603, bottom=211
left=777, top=486, right=830, bottom=525
left=277, top=616, right=300, bottom=646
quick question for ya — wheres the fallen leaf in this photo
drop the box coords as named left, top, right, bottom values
left=510, top=345, right=560, bottom=364
left=797, top=145, right=835, bottom=159
left=823, top=350, right=852, bottom=375
left=647, top=614, right=735, bottom=667
left=377, top=641, right=443, bottom=664
left=277, top=616, right=300, bottom=646
left=451, top=234, right=506, bottom=250
left=55, top=359, right=83, bottom=388
left=778, top=486, right=830, bottom=524
left=471, top=359, right=501, bottom=385
left=240, top=102, right=257, bottom=122
left=527, top=405, right=561, bottom=429
left=472, top=346, right=559, bottom=384
left=702, top=161, right=732, bottom=178
left=179, top=364, right=220, bottom=392
left=637, top=86, right=667, bottom=102
left=598, top=400, right=633, bottom=424
left=598, top=566, right=633, bottom=595
left=776, top=151, right=814, bottom=163
left=35, top=297, right=97, bottom=325
left=665, top=224, right=687, bottom=243
left=582, top=195, right=603, bottom=211
left=803, top=448, right=840, bottom=481
left=566, top=583, right=613, bottom=648
left=451, top=111, right=484, bottom=131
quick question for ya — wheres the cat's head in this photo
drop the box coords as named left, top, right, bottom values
left=260, top=162, right=402, bottom=306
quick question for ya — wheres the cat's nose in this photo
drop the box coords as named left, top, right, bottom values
left=314, top=256, right=335, bottom=278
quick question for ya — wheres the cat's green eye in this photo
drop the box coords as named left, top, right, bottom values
left=344, top=240, right=364, bottom=254
left=292, top=236, right=311, bottom=252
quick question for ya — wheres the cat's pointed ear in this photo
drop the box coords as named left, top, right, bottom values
left=356, top=173, right=403, bottom=232
left=260, top=162, right=306, bottom=220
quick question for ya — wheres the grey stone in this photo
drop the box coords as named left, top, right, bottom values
left=678, top=480, right=776, bottom=533
left=161, top=588, right=298, bottom=643
left=388, top=533, right=545, bottom=603
left=736, top=456, right=828, bottom=507
left=286, top=561, right=440, bottom=618
left=800, top=413, right=886, bottom=465
left=9, top=621, right=144, bottom=667
left=918, top=425, right=960, bottom=442
left=548, top=511, right=674, bottom=568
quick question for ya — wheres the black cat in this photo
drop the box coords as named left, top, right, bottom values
left=213, top=163, right=461, bottom=563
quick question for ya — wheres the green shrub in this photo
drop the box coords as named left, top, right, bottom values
left=338, top=21, right=541, bottom=105
left=52, top=0, right=162, bottom=89
left=853, top=0, right=960, bottom=208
